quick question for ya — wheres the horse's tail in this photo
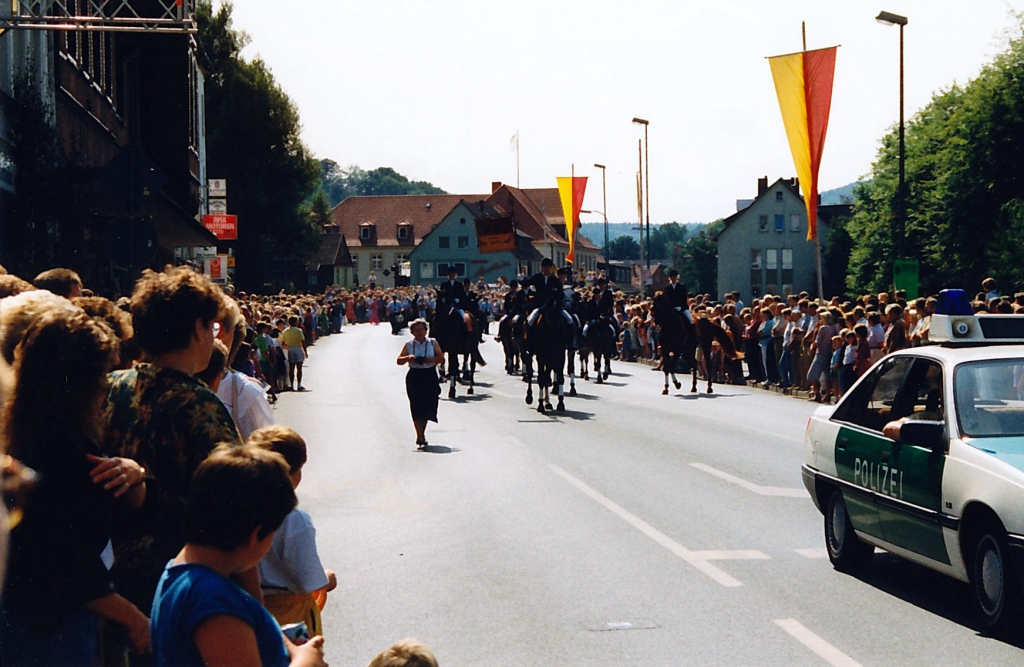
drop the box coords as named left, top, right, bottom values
left=700, top=318, right=743, bottom=359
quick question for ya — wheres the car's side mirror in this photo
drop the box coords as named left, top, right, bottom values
left=899, top=420, right=946, bottom=450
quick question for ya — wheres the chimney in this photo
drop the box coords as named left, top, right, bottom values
left=791, top=177, right=799, bottom=191
left=757, top=176, right=768, bottom=198
left=491, top=181, right=502, bottom=193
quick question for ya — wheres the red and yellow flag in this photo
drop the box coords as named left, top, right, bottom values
left=768, top=46, right=837, bottom=241
left=556, top=176, right=587, bottom=264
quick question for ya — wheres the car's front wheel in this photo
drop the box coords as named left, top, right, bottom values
left=825, top=489, right=873, bottom=573
left=971, top=524, right=1021, bottom=635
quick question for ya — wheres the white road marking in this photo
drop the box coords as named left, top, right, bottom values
left=796, top=548, right=830, bottom=559
left=550, top=465, right=768, bottom=587
left=773, top=619, right=863, bottom=667
left=690, top=463, right=806, bottom=497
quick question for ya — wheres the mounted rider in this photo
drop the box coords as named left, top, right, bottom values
left=526, top=258, right=574, bottom=329
left=462, top=278, right=485, bottom=342
left=665, top=269, right=693, bottom=324
left=437, top=266, right=474, bottom=331
left=583, top=276, right=616, bottom=339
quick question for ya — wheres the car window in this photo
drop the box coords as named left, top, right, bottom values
left=954, top=359, right=1024, bottom=437
left=833, top=356, right=915, bottom=432
left=901, top=359, right=945, bottom=423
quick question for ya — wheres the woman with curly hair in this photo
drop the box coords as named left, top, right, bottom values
left=0, top=309, right=151, bottom=665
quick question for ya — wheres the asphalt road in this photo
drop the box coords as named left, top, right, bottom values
left=271, top=323, right=1024, bottom=667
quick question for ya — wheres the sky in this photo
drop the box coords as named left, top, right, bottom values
left=217, top=0, right=1024, bottom=225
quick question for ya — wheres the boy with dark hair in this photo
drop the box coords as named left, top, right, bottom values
left=33, top=267, right=83, bottom=298
left=249, top=426, right=337, bottom=636
left=150, top=445, right=326, bottom=667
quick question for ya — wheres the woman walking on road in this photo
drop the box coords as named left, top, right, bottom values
left=397, top=318, right=442, bottom=449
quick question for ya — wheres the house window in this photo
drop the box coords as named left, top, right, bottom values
left=790, top=215, right=800, bottom=232
left=457, top=236, right=469, bottom=249
left=308, top=272, right=317, bottom=286
left=396, top=253, right=408, bottom=263
left=398, top=226, right=409, bottom=240
left=371, top=254, right=383, bottom=270
left=438, top=236, right=450, bottom=249
left=420, top=263, right=434, bottom=280
left=782, top=248, right=794, bottom=295
left=775, top=191, right=783, bottom=201
left=437, top=262, right=466, bottom=277
left=766, top=249, right=778, bottom=270
left=359, top=227, right=372, bottom=240
left=460, top=217, right=466, bottom=224
left=758, top=215, right=768, bottom=232
left=774, top=214, right=784, bottom=233
left=351, top=255, right=358, bottom=270
left=750, top=249, right=762, bottom=269
left=781, top=248, right=793, bottom=270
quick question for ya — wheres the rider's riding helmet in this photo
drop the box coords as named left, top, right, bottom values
left=540, top=258, right=555, bottom=269
left=668, top=269, right=680, bottom=278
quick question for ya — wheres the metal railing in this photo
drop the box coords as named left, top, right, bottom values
left=0, top=0, right=196, bottom=33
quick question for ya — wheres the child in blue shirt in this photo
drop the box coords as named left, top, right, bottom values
left=150, top=445, right=327, bottom=667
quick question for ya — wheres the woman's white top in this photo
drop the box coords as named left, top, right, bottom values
left=406, top=338, right=438, bottom=369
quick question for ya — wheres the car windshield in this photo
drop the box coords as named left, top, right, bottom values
left=954, top=359, right=1024, bottom=437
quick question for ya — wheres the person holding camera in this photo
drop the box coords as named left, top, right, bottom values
left=396, top=319, right=443, bottom=449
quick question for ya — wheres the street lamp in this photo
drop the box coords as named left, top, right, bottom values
left=593, top=163, right=608, bottom=260
left=877, top=10, right=908, bottom=272
left=632, top=117, right=650, bottom=270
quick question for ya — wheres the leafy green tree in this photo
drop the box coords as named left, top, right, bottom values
left=676, top=220, right=722, bottom=296
left=197, top=1, right=319, bottom=290
left=316, top=161, right=447, bottom=207
left=846, top=15, right=1024, bottom=295
left=649, top=222, right=689, bottom=261
left=608, top=235, right=641, bottom=260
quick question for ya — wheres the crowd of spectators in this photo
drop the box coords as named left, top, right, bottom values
left=0, top=264, right=438, bottom=667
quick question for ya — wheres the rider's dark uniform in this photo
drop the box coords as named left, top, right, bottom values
left=525, top=272, right=573, bottom=328
left=438, top=277, right=467, bottom=313
left=664, top=280, right=692, bottom=323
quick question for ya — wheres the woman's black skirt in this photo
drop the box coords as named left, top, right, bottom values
left=406, top=367, right=441, bottom=422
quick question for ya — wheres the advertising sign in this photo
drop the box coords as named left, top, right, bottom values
left=475, top=214, right=515, bottom=253
left=206, top=255, right=226, bottom=283
left=208, top=179, right=227, bottom=198
left=893, top=259, right=919, bottom=300
left=202, top=214, right=238, bottom=241
left=209, top=198, right=228, bottom=214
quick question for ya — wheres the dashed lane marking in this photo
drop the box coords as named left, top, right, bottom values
left=550, top=465, right=769, bottom=587
left=690, top=463, right=807, bottom=497
left=773, top=618, right=864, bottom=667
left=796, top=548, right=830, bottom=559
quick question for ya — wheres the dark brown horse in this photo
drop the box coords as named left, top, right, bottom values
left=653, top=293, right=742, bottom=394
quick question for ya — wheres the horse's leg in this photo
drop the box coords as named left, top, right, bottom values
left=467, top=353, right=475, bottom=395
left=662, top=365, right=669, bottom=395
left=556, top=366, right=565, bottom=411
left=691, top=352, right=699, bottom=393
left=568, top=354, right=577, bottom=397
left=525, top=359, right=534, bottom=405
left=671, top=351, right=681, bottom=389
left=448, top=353, right=457, bottom=399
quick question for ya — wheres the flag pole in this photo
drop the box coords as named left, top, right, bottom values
left=804, top=22, right=825, bottom=303
left=570, top=163, right=575, bottom=270
left=517, top=133, right=521, bottom=188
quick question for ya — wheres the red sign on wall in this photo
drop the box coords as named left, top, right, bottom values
left=202, top=214, right=238, bottom=240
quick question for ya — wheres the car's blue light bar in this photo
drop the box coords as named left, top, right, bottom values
left=936, top=289, right=973, bottom=316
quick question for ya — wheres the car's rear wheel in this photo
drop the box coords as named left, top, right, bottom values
left=970, top=524, right=1021, bottom=635
left=825, top=489, right=873, bottom=573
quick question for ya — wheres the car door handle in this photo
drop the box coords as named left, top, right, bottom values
left=838, top=437, right=848, bottom=450
left=881, top=451, right=890, bottom=463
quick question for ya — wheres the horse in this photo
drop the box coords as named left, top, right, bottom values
left=523, top=308, right=572, bottom=412
left=580, top=317, right=615, bottom=383
left=652, top=293, right=741, bottom=395
left=496, top=313, right=523, bottom=375
left=430, top=308, right=482, bottom=399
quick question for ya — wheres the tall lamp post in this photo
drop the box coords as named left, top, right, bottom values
left=877, top=10, right=908, bottom=278
left=593, top=163, right=608, bottom=260
left=632, top=117, right=650, bottom=270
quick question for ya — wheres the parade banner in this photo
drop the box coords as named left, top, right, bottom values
left=768, top=46, right=837, bottom=241
left=556, top=175, right=587, bottom=264
left=475, top=214, right=515, bottom=253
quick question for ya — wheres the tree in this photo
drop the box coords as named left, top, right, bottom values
left=846, top=14, right=1024, bottom=295
left=316, top=161, right=447, bottom=207
left=649, top=222, right=689, bottom=261
left=676, top=220, right=722, bottom=296
left=197, top=1, right=319, bottom=290
left=608, top=235, right=641, bottom=260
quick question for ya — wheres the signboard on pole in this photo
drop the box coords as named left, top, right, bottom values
left=206, top=255, right=227, bottom=284
left=893, top=258, right=919, bottom=299
left=208, top=179, right=227, bottom=198
left=209, top=198, right=228, bottom=214
left=202, top=214, right=238, bottom=241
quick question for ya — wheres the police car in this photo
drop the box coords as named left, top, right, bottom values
left=802, top=290, right=1024, bottom=633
